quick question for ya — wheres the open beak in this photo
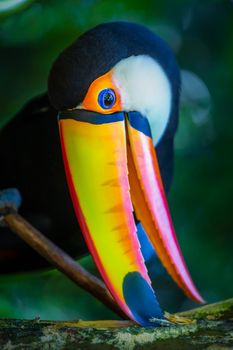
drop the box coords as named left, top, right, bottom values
left=58, top=109, right=204, bottom=325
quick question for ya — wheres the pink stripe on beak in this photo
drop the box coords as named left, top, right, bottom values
left=126, top=117, right=204, bottom=303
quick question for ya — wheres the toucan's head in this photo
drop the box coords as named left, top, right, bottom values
left=49, top=21, right=180, bottom=144
left=48, top=22, right=203, bottom=326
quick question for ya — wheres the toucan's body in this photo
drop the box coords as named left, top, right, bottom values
left=0, top=22, right=204, bottom=326
left=0, top=95, right=88, bottom=271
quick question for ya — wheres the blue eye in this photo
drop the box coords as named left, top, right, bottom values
left=98, top=89, right=116, bottom=109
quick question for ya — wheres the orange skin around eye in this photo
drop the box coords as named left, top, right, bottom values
left=82, top=70, right=122, bottom=114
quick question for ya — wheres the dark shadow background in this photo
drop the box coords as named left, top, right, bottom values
left=0, top=0, right=232, bottom=319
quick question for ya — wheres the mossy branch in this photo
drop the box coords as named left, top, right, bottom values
left=1, top=298, right=233, bottom=350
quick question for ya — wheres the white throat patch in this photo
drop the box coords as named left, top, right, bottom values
left=112, top=55, right=172, bottom=145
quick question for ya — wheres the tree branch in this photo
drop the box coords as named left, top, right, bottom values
left=3, top=211, right=126, bottom=319
left=0, top=298, right=232, bottom=350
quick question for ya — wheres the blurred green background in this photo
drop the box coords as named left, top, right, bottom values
left=0, top=0, right=233, bottom=320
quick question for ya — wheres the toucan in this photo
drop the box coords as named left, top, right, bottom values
left=0, top=22, right=204, bottom=326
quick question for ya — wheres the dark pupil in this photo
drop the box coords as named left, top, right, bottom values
left=104, top=92, right=114, bottom=106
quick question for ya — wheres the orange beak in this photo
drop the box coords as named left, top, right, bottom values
left=58, top=109, right=204, bottom=326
